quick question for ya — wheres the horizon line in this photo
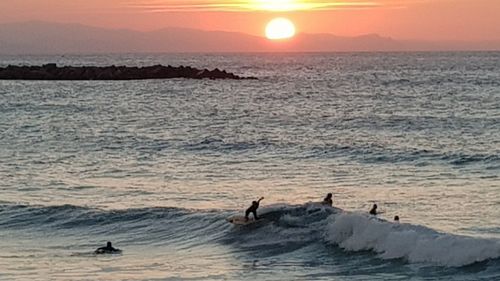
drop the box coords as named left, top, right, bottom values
left=2, top=20, right=500, bottom=44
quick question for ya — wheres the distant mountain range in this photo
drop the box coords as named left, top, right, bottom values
left=0, top=21, right=499, bottom=54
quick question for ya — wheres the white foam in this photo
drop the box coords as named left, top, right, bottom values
left=324, top=212, right=500, bottom=267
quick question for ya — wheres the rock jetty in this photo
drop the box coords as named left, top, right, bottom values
left=0, top=64, right=256, bottom=80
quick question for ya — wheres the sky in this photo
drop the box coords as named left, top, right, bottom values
left=1, top=0, right=500, bottom=41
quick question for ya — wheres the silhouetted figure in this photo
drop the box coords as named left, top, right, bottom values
left=369, top=204, right=378, bottom=215
left=245, top=197, right=264, bottom=221
left=322, top=193, right=333, bottom=207
left=95, top=241, right=121, bottom=254
left=394, top=215, right=400, bottom=222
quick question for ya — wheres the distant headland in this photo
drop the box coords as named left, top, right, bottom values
left=0, top=64, right=256, bottom=80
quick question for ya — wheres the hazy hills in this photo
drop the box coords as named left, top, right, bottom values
left=0, top=21, right=499, bottom=54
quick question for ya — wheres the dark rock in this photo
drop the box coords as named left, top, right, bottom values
left=0, top=64, right=256, bottom=80
left=43, top=63, right=57, bottom=69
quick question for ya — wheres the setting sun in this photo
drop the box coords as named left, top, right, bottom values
left=265, top=18, right=296, bottom=40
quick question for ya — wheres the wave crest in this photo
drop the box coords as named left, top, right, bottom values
left=324, top=212, right=500, bottom=267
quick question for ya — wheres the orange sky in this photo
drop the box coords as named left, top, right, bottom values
left=1, top=0, right=499, bottom=41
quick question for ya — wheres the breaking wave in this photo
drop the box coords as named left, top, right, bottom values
left=1, top=202, right=499, bottom=268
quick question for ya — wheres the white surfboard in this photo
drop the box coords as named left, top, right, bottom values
left=226, top=215, right=258, bottom=225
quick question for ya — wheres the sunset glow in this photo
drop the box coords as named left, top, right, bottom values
left=1, top=1, right=500, bottom=44
left=265, top=18, right=296, bottom=40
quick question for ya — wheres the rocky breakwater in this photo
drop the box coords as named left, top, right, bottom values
left=0, top=64, right=256, bottom=80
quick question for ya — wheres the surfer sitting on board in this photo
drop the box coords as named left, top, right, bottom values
left=322, top=193, right=333, bottom=206
left=95, top=241, right=121, bottom=254
left=245, top=197, right=264, bottom=221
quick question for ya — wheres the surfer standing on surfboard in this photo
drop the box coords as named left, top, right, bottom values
left=245, top=197, right=264, bottom=221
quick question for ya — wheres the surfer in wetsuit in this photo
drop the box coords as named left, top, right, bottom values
left=322, top=193, right=333, bottom=206
left=95, top=241, right=121, bottom=254
left=245, top=197, right=264, bottom=221
left=369, top=204, right=378, bottom=215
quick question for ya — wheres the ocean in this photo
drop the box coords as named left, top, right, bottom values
left=0, top=52, right=499, bottom=280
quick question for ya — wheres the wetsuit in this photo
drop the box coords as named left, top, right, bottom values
left=322, top=197, right=333, bottom=206
left=245, top=201, right=260, bottom=220
left=369, top=208, right=377, bottom=215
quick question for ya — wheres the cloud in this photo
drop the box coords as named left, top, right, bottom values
left=122, top=0, right=391, bottom=12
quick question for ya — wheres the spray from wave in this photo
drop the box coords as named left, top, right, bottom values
left=323, top=212, right=500, bottom=267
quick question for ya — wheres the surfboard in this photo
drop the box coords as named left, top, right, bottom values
left=226, top=215, right=259, bottom=225
left=306, top=201, right=333, bottom=208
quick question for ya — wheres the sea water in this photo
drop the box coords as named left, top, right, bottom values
left=0, top=52, right=499, bottom=280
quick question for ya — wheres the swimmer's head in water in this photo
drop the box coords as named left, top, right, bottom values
left=107, top=241, right=112, bottom=247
